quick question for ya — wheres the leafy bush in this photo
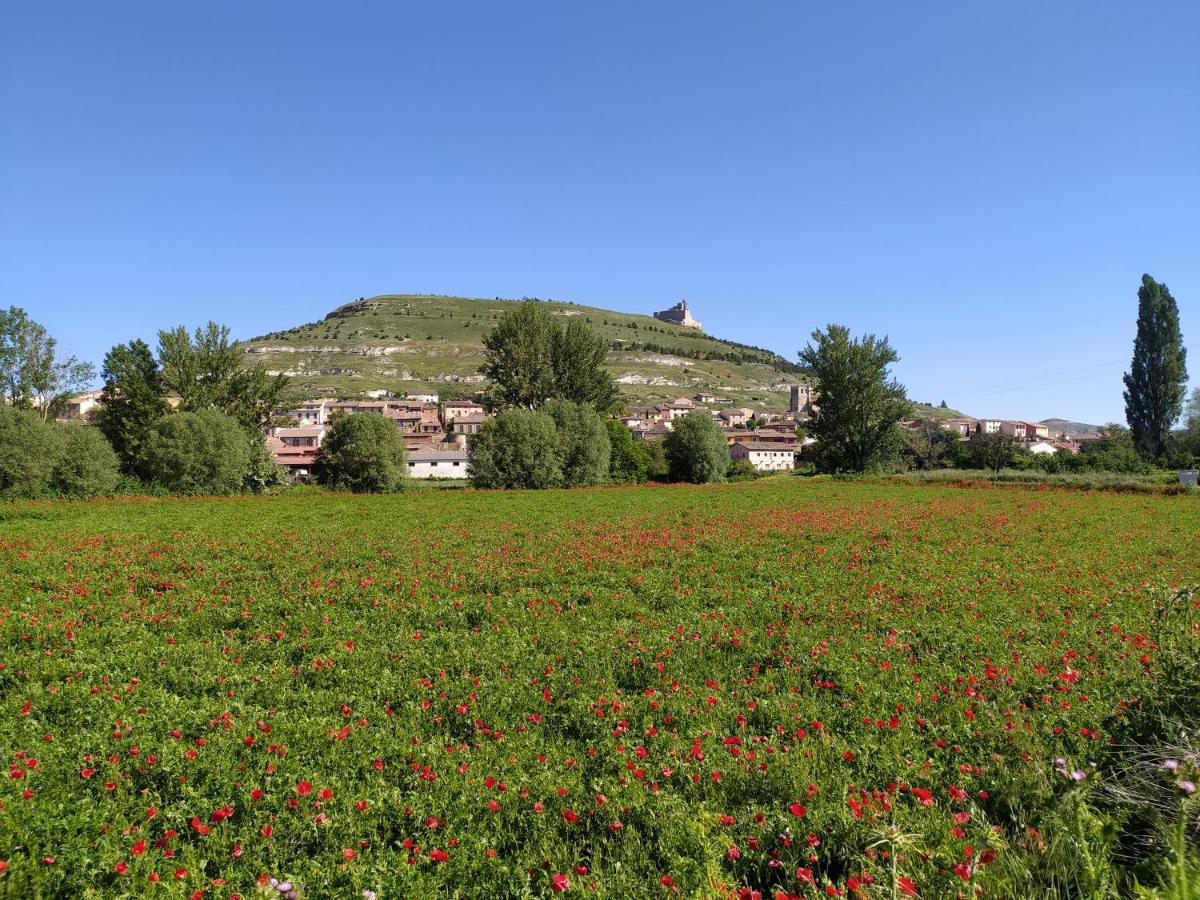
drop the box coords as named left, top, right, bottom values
left=468, top=409, right=563, bottom=489
left=0, top=406, right=63, bottom=498
left=314, top=413, right=407, bottom=493
left=727, top=458, right=762, bottom=481
left=663, top=412, right=729, bottom=484
left=138, top=409, right=253, bottom=495
left=544, top=400, right=609, bottom=488
left=53, top=424, right=120, bottom=498
left=606, top=419, right=650, bottom=484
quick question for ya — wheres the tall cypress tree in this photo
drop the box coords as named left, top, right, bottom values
left=1122, top=274, right=1188, bottom=459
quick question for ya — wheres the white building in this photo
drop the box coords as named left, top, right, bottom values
left=1028, top=440, right=1058, bottom=455
left=730, top=441, right=795, bottom=472
left=407, top=449, right=469, bottom=479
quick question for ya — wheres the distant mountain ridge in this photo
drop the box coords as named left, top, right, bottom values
left=1039, top=418, right=1102, bottom=435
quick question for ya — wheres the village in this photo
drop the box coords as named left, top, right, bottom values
left=61, top=380, right=1102, bottom=482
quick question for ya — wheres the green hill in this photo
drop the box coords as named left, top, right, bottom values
left=243, top=294, right=807, bottom=409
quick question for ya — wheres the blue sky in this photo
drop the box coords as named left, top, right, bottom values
left=3, top=2, right=1197, bottom=424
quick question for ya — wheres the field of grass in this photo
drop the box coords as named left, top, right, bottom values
left=1, top=480, right=1197, bottom=898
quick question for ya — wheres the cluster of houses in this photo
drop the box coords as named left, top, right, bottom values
left=61, top=380, right=1099, bottom=482
left=261, top=384, right=820, bottom=481
left=934, top=417, right=1098, bottom=454
left=265, top=393, right=484, bottom=480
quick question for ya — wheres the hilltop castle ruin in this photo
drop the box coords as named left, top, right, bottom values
left=653, top=299, right=702, bottom=330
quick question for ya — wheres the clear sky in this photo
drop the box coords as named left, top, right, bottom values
left=3, top=2, right=1197, bottom=425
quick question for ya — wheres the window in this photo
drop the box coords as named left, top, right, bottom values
left=453, top=461, right=461, bottom=467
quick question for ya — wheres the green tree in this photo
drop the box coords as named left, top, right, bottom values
left=0, top=406, right=64, bottom=498
left=902, top=419, right=960, bottom=470
left=480, top=301, right=617, bottom=411
left=552, top=320, right=620, bottom=412
left=605, top=420, right=650, bottom=484
left=480, top=302, right=558, bottom=410
left=544, top=399, right=610, bottom=487
left=663, top=412, right=729, bottom=484
left=0, top=306, right=95, bottom=420
left=244, top=433, right=289, bottom=493
left=1123, top=274, right=1188, bottom=459
left=93, top=340, right=170, bottom=474
left=1175, top=388, right=1200, bottom=459
left=644, top=439, right=670, bottom=482
left=158, top=322, right=292, bottom=429
left=1076, top=424, right=1150, bottom=474
left=468, top=409, right=562, bottom=489
left=139, top=409, right=253, bottom=495
left=53, top=424, right=120, bottom=498
left=968, top=431, right=1017, bottom=475
left=314, top=413, right=408, bottom=493
left=798, top=325, right=909, bottom=473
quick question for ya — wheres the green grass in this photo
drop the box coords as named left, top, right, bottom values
left=2, top=480, right=1195, bottom=897
left=242, top=294, right=807, bottom=409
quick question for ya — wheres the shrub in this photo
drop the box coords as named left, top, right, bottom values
left=0, top=406, right=63, bottom=498
left=663, top=412, right=729, bottom=484
left=544, top=400, right=609, bottom=488
left=139, top=409, right=253, bottom=495
left=727, top=458, right=761, bottom=481
left=314, top=413, right=407, bottom=493
left=469, top=409, right=562, bottom=489
left=244, top=432, right=290, bottom=493
left=606, top=419, right=650, bottom=484
left=53, top=424, right=120, bottom=498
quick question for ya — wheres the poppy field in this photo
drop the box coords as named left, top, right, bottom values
left=0, top=480, right=1197, bottom=898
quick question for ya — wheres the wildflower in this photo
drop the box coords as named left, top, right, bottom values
left=551, top=873, right=570, bottom=892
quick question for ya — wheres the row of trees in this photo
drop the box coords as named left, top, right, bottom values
left=0, top=310, right=296, bottom=499
left=900, top=422, right=1161, bottom=476
left=91, top=323, right=292, bottom=493
left=797, top=274, right=1195, bottom=475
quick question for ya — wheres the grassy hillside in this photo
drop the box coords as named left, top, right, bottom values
left=243, top=294, right=806, bottom=408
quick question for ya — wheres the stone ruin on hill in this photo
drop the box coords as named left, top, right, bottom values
left=653, top=299, right=703, bottom=330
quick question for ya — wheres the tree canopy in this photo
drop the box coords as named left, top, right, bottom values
left=605, top=419, right=651, bottom=484
left=468, top=409, right=564, bottom=489
left=544, top=399, right=610, bottom=488
left=314, top=413, right=408, bottom=493
left=93, top=340, right=171, bottom=474
left=138, top=409, right=254, bottom=495
left=0, top=407, right=119, bottom=499
left=1123, top=274, right=1188, bottom=459
left=663, top=412, right=729, bottom=484
left=158, top=321, right=292, bottom=430
left=798, top=324, right=909, bottom=473
left=480, top=302, right=617, bottom=412
left=0, top=306, right=95, bottom=420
